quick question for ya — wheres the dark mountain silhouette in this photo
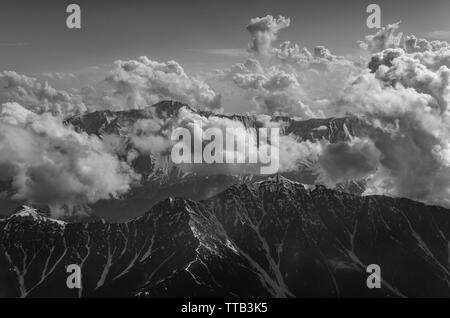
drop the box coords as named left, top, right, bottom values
left=1, top=176, right=450, bottom=298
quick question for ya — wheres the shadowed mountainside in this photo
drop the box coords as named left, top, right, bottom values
left=1, top=176, right=450, bottom=298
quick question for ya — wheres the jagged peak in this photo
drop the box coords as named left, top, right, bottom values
left=213, top=175, right=308, bottom=202
left=12, top=205, right=41, bottom=217
left=8, top=205, right=66, bottom=227
left=253, top=174, right=306, bottom=191
left=151, top=100, right=194, bottom=117
left=141, top=196, right=192, bottom=220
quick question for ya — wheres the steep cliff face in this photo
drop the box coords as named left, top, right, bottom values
left=2, top=177, right=450, bottom=298
left=200, top=177, right=450, bottom=298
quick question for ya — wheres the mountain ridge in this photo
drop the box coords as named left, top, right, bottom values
left=2, top=176, right=450, bottom=298
left=1, top=100, right=371, bottom=221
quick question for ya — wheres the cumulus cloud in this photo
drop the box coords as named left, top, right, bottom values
left=278, top=135, right=323, bottom=172
left=224, top=59, right=322, bottom=117
left=404, top=35, right=436, bottom=53
left=0, top=55, right=224, bottom=117
left=144, top=106, right=323, bottom=176
left=129, top=117, right=172, bottom=155
left=375, top=54, right=450, bottom=113
left=209, top=15, right=358, bottom=117
left=0, top=71, right=87, bottom=116
left=359, top=22, right=403, bottom=54
left=330, top=64, right=450, bottom=207
left=0, top=102, right=140, bottom=217
left=103, top=56, right=222, bottom=110
left=169, top=107, right=263, bottom=175
left=247, top=15, right=291, bottom=57
left=316, top=137, right=382, bottom=185
left=224, top=19, right=450, bottom=208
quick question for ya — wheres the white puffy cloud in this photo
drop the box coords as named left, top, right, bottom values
left=316, top=137, right=382, bottom=185
left=103, top=56, right=222, bottom=110
left=0, top=102, right=140, bottom=217
left=0, top=71, right=87, bottom=116
left=211, top=14, right=359, bottom=117
left=246, top=15, right=291, bottom=57
left=129, top=117, right=172, bottom=155
left=359, top=22, right=403, bottom=54
left=0, top=55, right=224, bottom=117
left=331, top=67, right=450, bottom=207
left=375, top=54, right=450, bottom=113
left=225, top=59, right=322, bottom=117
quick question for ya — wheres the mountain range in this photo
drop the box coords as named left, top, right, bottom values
left=1, top=176, right=450, bottom=297
left=0, top=101, right=368, bottom=221
left=2, top=101, right=449, bottom=298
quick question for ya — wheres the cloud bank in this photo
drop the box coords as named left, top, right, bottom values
left=2, top=15, right=450, bottom=214
left=0, top=102, right=140, bottom=217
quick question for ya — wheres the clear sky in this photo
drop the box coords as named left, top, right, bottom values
left=0, top=0, right=449, bottom=76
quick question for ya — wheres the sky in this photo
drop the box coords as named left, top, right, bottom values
left=1, top=0, right=450, bottom=77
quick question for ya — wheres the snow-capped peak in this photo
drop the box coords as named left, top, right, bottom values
left=9, top=205, right=66, bottom=227
left=12, top=205, right=40, bottom=218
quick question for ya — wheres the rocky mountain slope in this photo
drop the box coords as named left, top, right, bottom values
left=1, top=176, right=450, bottom=298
